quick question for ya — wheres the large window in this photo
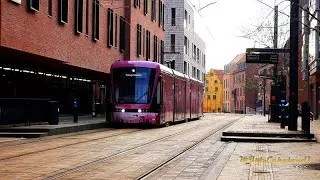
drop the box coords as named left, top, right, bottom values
left=153, top=35, right=158, bottom=62
left=137, top=24, right=142, bottom=56
left=48, top=0, right=52, bottom=16
left=171, top=34, right=175, bottom=52
left=28, top=0, right=40, bottom=11
left=113, top=67, right=156, bottom=104
left=151, top=0, right=156, bottom=21
left=134, top=0, right=140, bottom=8
left=119, top=16, right=126, bottom=52
left=160, top=40, right=164, bottom=64
left=59, top=0, right=68, bottom=24
left=108, top=8, right=114, bottom=47
left=159, top=0, right=163, bottom=27
left=85, top=0, right=89, bottom=35
left=92, top=0, right=100, bottom=41
left=184, top=10, right=187, bottom=28
left=162, top=3, right=165, bottom=30
left=75, top=0, right=83, bottom=33
left=146, top=30, right=151, bottom=60
left=184, top=36, right=188, bottom=54
left=171, top=8, right=176, bottom=26
left=144, top=0, right=148, bottom=15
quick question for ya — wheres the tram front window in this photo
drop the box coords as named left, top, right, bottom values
left=113, top=67, right=156, bottom=104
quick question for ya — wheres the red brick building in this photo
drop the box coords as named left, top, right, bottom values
left=0, top=0, right=165, bottom=115
left=223, top=53, right=261, bottom=114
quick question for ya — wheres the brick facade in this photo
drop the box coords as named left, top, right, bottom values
left=0, top=0, right=165, bottom=115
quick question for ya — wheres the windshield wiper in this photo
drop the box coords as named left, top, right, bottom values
left=135, top=91, right=149, bottom=103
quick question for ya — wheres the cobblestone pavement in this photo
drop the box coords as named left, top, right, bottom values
left=1, top=114, right=320, bottom=180
left=0, top=114, right=241, bottom=180
left=144, top=115, right=320, bottom=180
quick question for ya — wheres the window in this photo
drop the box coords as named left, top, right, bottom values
left=146, top=30, right=151, bottom=60
left=153, top=35, right=158, bottom=62
left=151, top=0, right=156, bottom=21
left=207, top=95, right=210, bottom=100
left=75, top=0, right=83, bottom=33
left=187, top=39, right=190, bottom=55
left=205, top=80, right=209, bottom=84
left=58, top=0, right=68, bottom=24
left=108, top=8, right=114, bottom=47
left=171, top=60, right=175, bottom=70
left=113, top=67, right=156, bottom=104
left=85, top=0, right=89, bottom=35
left=184, top=10, right=187, bottom=28
left=92, top=0, right=100, bottom=41
left=197, top=69, right=200, bottom=80
left=134, top=0, right=140, bottom=8
left=193, top=45, right=196, bottom=60
left=214, top=80, right=217, bottom=84
left=197, top=48, right=200, bottom=62
left=48, top=0, right=52, bottom=16
left=162, top=4, right=165, bottom=30
left=184, top=36, right=188, bottom=54
left=215, top=87, right=218, bottom=92
left=213, top=95, right=216, bottom=100
left=171, top=8, right=176, bottom=26
left=120, top=16, right=126, bottom=52
left=171, top=34, right=175, bottom=52
left=160, top=40, right=164, bottom=64
left=184, top=61, right=187, bottom=74
left=115, top=14, right=118, bottom=47
left=144, top=0, right=148, bottom=15
left=137, top=24, right=142, bottom=56
left=159, top=0, right=162, bottom=27
left=28, top=0, right=40, bottom=11
left=142, top=28, right=145, bottom=57
left=205, top=87, right=208, bottom=92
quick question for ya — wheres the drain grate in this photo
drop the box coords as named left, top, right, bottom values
left=295, top=163, right=320, bottom=170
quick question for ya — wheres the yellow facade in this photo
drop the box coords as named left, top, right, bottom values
left=203, top=69, right=223, bottom=113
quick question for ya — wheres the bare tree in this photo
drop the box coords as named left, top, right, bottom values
left=239, top=4, right=290, bottom=48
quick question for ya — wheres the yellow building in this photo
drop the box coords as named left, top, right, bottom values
left=204, top=69, right=224, bottom=113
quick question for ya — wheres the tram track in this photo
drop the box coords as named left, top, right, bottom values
left=0, top=128, right=143, bottom=161
left=43, top=120, right=214, bottom=180
left=0, top=117, right=212, bottom=162
left=136, top=116, right=243, bottom=180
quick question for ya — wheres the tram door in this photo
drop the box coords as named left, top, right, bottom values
left=174, top=84, right=179, bottom=121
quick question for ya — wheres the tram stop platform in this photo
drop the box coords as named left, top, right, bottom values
left=221, top=115, right=317, bottom=142
left=0, top=116, right=107, bottom=138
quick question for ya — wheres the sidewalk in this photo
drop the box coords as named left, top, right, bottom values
left=218, top=115, right=320, bottom=180
left=0, top=115, right=107, bottom=138
left=221, top=115, right=317, bottom=142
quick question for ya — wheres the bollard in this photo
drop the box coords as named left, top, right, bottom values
left=73, top=98, right=78, bottom=123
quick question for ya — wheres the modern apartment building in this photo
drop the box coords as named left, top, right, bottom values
left=164, top=0, right=206, bottom=81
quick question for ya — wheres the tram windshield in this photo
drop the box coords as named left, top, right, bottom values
left=113, top=67, right=156, bottom=104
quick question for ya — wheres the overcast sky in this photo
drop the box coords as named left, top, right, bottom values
left=189, top=0, right=291, bottom=71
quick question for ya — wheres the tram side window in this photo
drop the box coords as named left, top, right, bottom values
left=156, top=79, right=161, bottom=105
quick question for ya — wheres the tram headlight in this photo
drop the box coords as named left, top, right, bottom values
left=138, top=109, right=142, bottom=113
left=121, top=109, right=125, bottom=113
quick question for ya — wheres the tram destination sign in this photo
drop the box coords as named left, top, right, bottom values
left=246, top=53, right=278, bottom=64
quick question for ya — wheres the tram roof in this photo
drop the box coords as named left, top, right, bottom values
left=112, top=61, right=202, bottom=83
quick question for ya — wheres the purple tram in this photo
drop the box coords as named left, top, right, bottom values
left=110, top=61, right=203, bottom=126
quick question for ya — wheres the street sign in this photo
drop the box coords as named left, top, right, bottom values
left=246, top=53, right=278, bottom=64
